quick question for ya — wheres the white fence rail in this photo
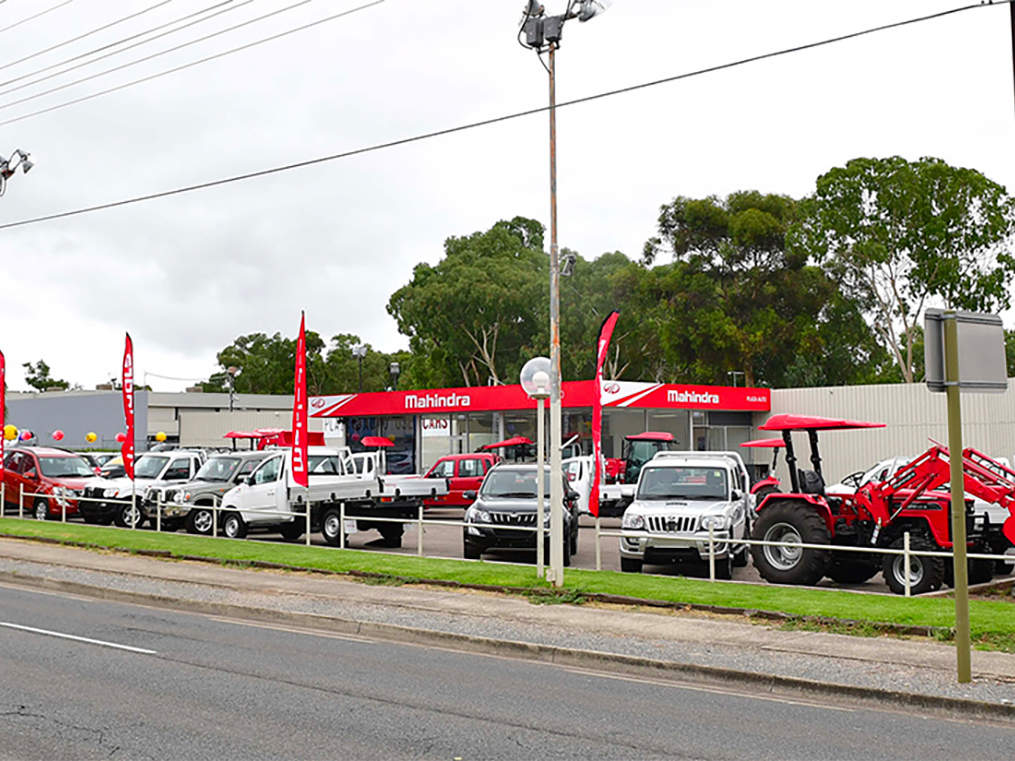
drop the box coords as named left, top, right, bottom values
left=2, top=481, right=1013, bottom=598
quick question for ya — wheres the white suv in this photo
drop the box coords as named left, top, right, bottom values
left=619, top=452, right=752, bottom=578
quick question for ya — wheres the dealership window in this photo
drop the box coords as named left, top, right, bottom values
left=347, top=415, right=417, bottom=474
left=503, top=411, right=537, bottom=461
left=647, top=410, right=689, bottom=448
left=603, top=408, right=645, bottom=459
left=563, top=410, right=593, bottom=457
left=467, top=412, right=496, bottom=453
left=420, top=415, right=452, bottom=471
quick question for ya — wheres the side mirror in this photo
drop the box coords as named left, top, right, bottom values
left=731, top=489, right=744, bottom=501
left=25, top=469, right=38, bottom=480
left=463, top=490, right=477, bottom=501
left=245, top=476, right=255, bottom=486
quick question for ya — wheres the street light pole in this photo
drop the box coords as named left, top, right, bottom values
left=520, top=0, right=608, bottom=586
left=546, top=41, right=565, bottom=587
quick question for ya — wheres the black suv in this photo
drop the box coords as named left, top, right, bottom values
left=462, top=463, right=579, bottom=564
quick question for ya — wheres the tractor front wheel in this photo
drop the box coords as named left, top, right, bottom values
left=750, top=500, right=831, bottom=586
left=882, top=534, right=944, bottom=595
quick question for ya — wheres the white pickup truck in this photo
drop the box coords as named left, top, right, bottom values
left=218, top=446, right=449, bottom=547
left=562, top=455, right=634, bottom=515
left=618, top=451, right=753, bottom=578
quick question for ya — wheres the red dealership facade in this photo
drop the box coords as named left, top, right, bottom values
left=310, top=380, right=771, bottom=475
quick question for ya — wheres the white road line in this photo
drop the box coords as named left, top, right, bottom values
left=0, top=621, right=157, bottom=654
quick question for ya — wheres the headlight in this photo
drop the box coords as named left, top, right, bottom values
left=542, top=511, right=551, bottom=526
left=103, top=487, right=119, bottom=498
left=700, top=515, right=730, bottom=530
left=52, top=487, right=70, bottom=497
left=166, top=490, right=179, bottom=502
left=622, top=513, right=645, bottom=530
left=466, top=508, right=491, bottom=524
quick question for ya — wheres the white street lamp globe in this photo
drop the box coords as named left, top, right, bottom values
left=520, top=356, right=552, bottom=399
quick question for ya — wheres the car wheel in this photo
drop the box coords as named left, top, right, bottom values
left=321, top=508, right=343, bottom=547
left=279, top=521, right=304, bottom=542
left=620, top=557, right=642, bottom=573
left=187, top=507, right=214, bottom=535
left=115, top=502, right=145, bottom=529
left=715, top=553, right=733, bottom=580
left=33, top=499, right=50, bottom=521
left=379, top=524, right=403, bottom=548
left=222, top=512, right=247, bottom=539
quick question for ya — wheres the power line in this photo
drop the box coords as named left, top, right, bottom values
left=0, top=0, right=1005, bottom=232
left=0, top=0, right=381, bottom=127
left=0, top=0, right=247, bottom=93
left=0, top=0, right=317, bottom=112
left=0, top=0, right=175, bottom=74
left=0, top=0, right=74, bottom=36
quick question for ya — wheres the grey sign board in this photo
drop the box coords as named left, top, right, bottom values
left=924, top=309, right=1008, bottom=393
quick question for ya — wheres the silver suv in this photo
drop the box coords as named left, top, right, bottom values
left=143, top=451, right=270, bottom=534
left=619, top=452, right=752, bottom=578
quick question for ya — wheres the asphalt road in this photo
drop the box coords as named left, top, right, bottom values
left=2, top=584, right=1012, bottom=760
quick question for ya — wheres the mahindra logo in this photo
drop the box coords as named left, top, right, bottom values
left=310, top=398, right=326, bottom=409
left=667, top=389, right=720, bottom=405
left=405, top=393, right=472, bottom=410
left=603, top=382, right=620, bottom=394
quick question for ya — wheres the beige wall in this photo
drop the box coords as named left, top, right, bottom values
left=760, top=381, right=1015, bottom=484
left=178, top=411, right=324, bottom=447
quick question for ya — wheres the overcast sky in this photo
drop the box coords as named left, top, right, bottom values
left=1, top=0, right=1013, bottom=392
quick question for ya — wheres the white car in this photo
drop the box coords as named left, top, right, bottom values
left=619, top=451, right=752, bottom=578
left=79, top=451, right=203, bottom=527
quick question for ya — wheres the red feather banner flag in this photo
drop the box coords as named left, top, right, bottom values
left=589, top=310, right=620, bottom=517
left=1, top=349, right=5, bottom=479
left=121, top=333, right=136, bottom=480
left=291, top=312, right=309, bottom=489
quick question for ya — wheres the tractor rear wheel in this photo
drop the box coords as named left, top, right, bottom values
left=826, top=553, right=880, bottom=585
left=750, top=500, right=831, bottom=586
left=882, top=534, right=944, bottom=595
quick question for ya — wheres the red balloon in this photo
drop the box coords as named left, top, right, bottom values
left=115, top=432, right=127, bottom=443
left=52, top=430, right=64, bottom=441
left=19, top=430, right=33, bottom=441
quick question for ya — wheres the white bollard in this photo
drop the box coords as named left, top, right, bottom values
left=339, top=502, right=346, bottom=550
left=156, top=491, right=162, bottom=533
left=417, top=504, right=424, bottom=557
left=212, top=499, right=218, bottom=538
left=595, top=516, right=602, bottom=572
left=904, top=530, right=911, bottom=598
left=19, top=483, right=23, bottom=519
left=305, top=495, right=311, bottom=547
left=708, top=525, right=716, bottom=581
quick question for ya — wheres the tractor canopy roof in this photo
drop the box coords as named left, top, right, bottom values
left=759, top=414, right=885, bottom=432
left=740, top=438, right=786, bottom=448
left=625, top=431, right=677, bottom=442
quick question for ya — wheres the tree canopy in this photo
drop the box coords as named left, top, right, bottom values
left=22, top=360, right=69, bottom=391
left=789, top=156, right=1015, bottom=382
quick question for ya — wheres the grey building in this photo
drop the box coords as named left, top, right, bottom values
left=5, top=390, right=298, bottom=451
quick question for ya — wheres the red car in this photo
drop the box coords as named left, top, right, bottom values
left=2, top=447, right=96, bottom=520
left=423, top=453, right=499, bottom=508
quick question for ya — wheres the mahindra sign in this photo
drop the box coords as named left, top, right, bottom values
left=405, top=392, right=472, bottom=410
left=666, top=389, right=720, bottom=405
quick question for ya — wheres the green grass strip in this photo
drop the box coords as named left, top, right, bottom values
left=1, top=518, right=1012, bottom=642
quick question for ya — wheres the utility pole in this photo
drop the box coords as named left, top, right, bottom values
left=519, top=0, right=608, bottom=587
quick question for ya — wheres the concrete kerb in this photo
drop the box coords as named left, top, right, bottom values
left=1, top=568, right=1012, bottom=724
left=0, top=531, right=954, bottom=639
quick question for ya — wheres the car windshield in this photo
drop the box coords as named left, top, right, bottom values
left=38, top=456, right=95, bottom=478
left=195, top=457, right=239, bottom=482
left=638, top=466, right=729, bottom=500
left=481, top=469, right=552, bottom=498
left=134, top=455, right=169, bottom=479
